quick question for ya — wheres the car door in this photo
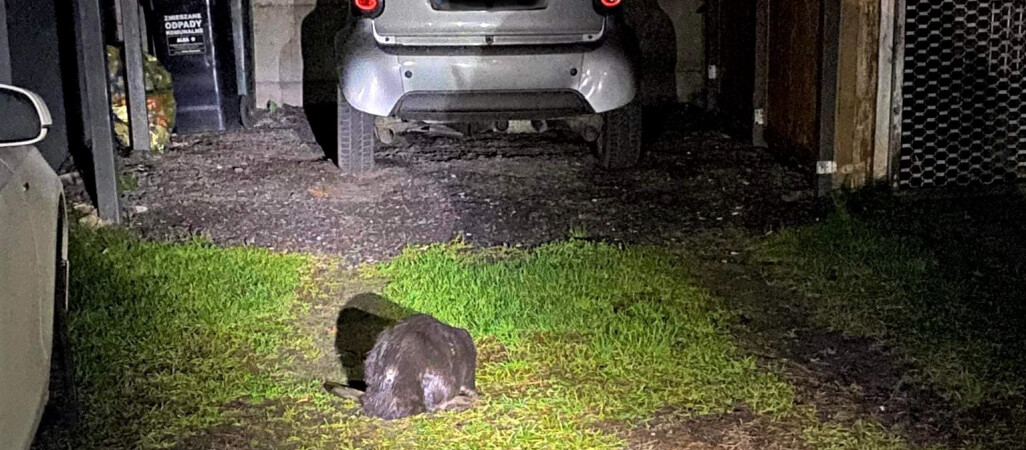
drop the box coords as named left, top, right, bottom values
left=0, top=87, right=58, bottom=450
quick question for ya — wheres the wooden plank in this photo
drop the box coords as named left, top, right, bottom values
left=850, top=0, right=880, bottom=187
left=752, top=0, right=769, bottom=147
left=0, top=0, right=11, bottom=84
left=818, top=0, right=841, bottom=195
left=77, top=0, right=120, bottom=223
left=832, top=0, right=858, bottom=186
left=888, top=0, right=906, bottom=187
left=873, top=0, right=895, bottom=182
left=830, top=0, right=880, bottom=189
left=121, top=0, right=150, bottom=153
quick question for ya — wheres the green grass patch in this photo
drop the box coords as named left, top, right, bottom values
left=756, top=202, right=1026, bottom=446
left=116, top=172, right=139, bottom=193
left=55, top=224, right=913, bottom=449
left=365, top=239, right=795, bottom=446
left=802, top=420, right=910, bottom=450
left=65, top=224, right=311, bottom=448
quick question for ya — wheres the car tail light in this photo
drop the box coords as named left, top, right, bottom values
left=353, top=0, right=383, bottom=17
left=594, top=0, right=622, bottom=15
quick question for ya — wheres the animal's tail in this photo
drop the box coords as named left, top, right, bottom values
left=323, top=381, right=364, bottom=401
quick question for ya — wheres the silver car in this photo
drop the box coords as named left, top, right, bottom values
left=0, top=83, right=73, bottom=449
left=335, top=0, right=642, bottom=172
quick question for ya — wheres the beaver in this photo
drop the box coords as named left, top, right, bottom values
left=326, top=314, right=478, bottom=420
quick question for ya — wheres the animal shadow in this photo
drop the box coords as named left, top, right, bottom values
left=333, top=293, right=413, bottom=389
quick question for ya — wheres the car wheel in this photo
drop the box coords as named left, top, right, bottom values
left=595, top=103, right=643, bottom=170
left=239, top=94, right=255, bottom=129
left=337, top=85, right=376, bottom=174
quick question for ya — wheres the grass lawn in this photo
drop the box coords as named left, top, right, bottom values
left=49, top=226, right=315, bottom=448
left=753, top=195, right=1026, bottom=449
left=41, top=197, right=1023, bottom=449
left=366, top=241, right=795, bottom=448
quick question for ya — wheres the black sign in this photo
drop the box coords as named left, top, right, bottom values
left=167, top=34, right=206, bottom=56
left=163, top=13, right=207, bottom=56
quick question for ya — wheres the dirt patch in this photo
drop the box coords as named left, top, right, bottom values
left=615, top=408, right=806, bottom=450
left=113, top=129, right=457, bottom=267
left=474, top=336, right=510, bottom=366
left=844, top=189, right=1026, bottom=447
left=176, top=398, right=345, bottom=450
left=691, top=241, right=962, bottom=448
left=77, top=105, right=816, bottom=267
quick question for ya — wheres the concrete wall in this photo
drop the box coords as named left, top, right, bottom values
left=656, top=0, right=706, bottom=104
left=253, top=0, right=303, bottom=106
left=6, top=0, right=72, bottom=170
left=253, top=0, right=705, bottom=107
left=253, top=0, right=345, bottom=107
left=623, top=0, right=680, bottom=105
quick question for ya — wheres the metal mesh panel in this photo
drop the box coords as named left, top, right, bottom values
left=901, top=0, right=1026, bottom=188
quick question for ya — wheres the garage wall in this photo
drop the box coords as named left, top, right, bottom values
left=253, top=0, right=705, bottom=107
left=253, top=0, right=302, bottom=107
left=654, top=0, right=706, bottom=104
left=5, top=0, right=72, bottom=170
left=705, top=0, right=757, bottom=134
left=253, top=0, right=345, bottom=107
left=623, top=0, right=681, bottom=105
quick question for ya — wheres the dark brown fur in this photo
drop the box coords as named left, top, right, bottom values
left=327, top=314, right=478, bottom=420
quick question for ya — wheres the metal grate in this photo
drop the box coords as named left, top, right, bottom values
left=900, top=0, right=1026, bottom=188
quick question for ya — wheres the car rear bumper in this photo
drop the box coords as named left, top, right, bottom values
left=392, top=90, right=593, bottom=121
left=336, top=19, right=637, bottom=119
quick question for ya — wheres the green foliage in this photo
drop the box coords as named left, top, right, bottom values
left=67, top=225, right=310, bottom=448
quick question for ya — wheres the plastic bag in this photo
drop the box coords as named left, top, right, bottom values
left=107, top=45, right=178, bottom=153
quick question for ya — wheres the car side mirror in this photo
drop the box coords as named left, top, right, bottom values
left=0, top=84, right=52, bottom=148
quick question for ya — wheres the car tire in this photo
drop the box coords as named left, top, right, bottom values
left=595, top=103, right=643, bottom=170
left=337, top=85, right=376, bottom=174
left=239, top=94, right=255, bottom=129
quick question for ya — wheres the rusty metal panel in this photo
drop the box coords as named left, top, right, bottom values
left=766, top=0, right=822, bottom=164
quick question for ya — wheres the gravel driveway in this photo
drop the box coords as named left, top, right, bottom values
left=106, top=105, right=815, bottom=265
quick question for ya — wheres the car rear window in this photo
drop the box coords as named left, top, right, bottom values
left=430, top=0, right=548, bottom=11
